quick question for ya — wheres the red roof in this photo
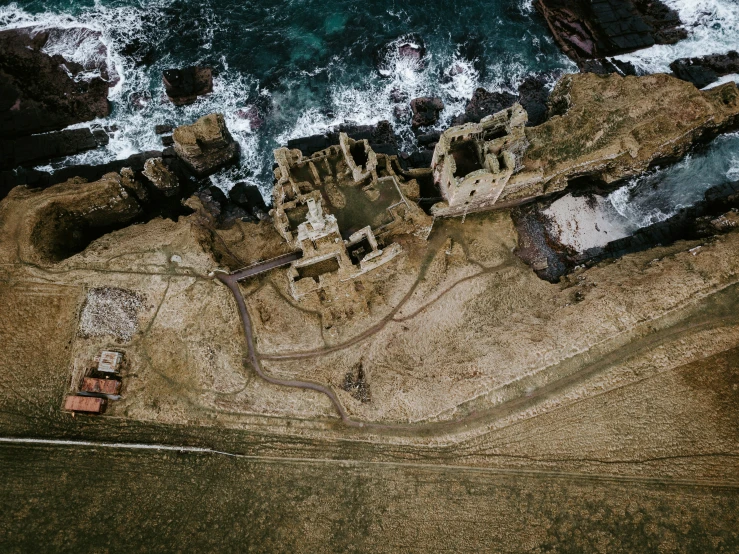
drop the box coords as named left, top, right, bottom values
left=81, top=377, right=121, bottom=395
left=64, top=396, right=105, bottom=413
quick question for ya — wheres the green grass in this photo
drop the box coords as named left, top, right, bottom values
left=1, top=444, right=737, bottom=553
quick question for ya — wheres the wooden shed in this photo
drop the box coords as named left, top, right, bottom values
left=64, top=395, right=106, bottom=414
left=97, top=351, right=123, bottom=373
left=81, top=377, right=121, bottom=395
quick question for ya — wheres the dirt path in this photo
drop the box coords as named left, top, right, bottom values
left=216, top=243, right=739, bottom=435
left=2, top=436, right=736, bottom=488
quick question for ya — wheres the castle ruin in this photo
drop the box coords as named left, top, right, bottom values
left=430, top=104, right=529, bottom=217
left=272, top=133, right=432, bottom=299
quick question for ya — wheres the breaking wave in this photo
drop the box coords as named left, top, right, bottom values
left=0, top=0, right=571, bottom=198
left=1, top=0, right=735, bottom=203
left=607, top=131, right=739, bottom=229
left=616, top=0, right=739, bottom=87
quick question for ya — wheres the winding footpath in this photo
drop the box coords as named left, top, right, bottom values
left=214, top=248, right=739, bottom=436
left=215, top=252, right=364, bottom=428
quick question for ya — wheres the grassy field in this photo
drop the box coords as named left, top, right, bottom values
left=1, top=443, right=737, bottom=553
left=2, top=200, right=739, bottom=552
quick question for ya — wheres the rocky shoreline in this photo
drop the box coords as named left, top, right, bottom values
left=1, top=14, right=738, bottom=281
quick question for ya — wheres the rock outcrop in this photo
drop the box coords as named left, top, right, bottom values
left=516, top=76, right=552, bottom=127
left=0, top=28, right=110, bottom=139
left=670, top=51, right=739, bottom=89
left=464, top=88, right=517, bottom=124
left=0, top=127, right=109, bottom=170
left=431, top=73, right=739, bottom=217
left=1, top=172, right=142, bottom=264
left=163, top=66, right=213, bottom=105
left=142, top=158, right=180, bottom=197
left=229, top=182, right=269, bottom=221
left=459, top=76, right=554, bottom=128
left=0, top=157, right=200, bottom=264
left=172, top=113, right=239, bottom=177
left=287, top=120, right=400, bottom=157
left=410, top=97, right=444, bottom=129
left=515, top=74, right=739, bottom=200
left=535, top=0, right=685, bottom=66
left=0, top=150, right=164, bottom=201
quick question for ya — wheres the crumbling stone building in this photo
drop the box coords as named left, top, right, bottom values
left=430, top=104, right=529, bottom=217
left=272, top=133, right=432, bottom=299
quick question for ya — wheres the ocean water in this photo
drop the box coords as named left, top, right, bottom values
left=0, top=0, right=572, bottom=196
left=546, top=131, right=739, bottom=251
left=0, top=0, right=737, bottom=215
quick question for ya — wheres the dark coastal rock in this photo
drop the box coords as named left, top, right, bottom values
left=376, top=34, right=426, bottom=75
left=410, top=97, right=444, bottom=129
left=362, top=120, right=399, bottom=155
left=535, top=0, right=685, bottom=63
left=0, top=150, right=167, bottom=201
left=172, top=113, right=239, bottom=177
left=670, top=52, right=739, bottom=89
left=195, top=185, right=231, bottom=224
left=287, top=134, right=331, bottom=156
left=416, top=132, right=440, bottom=148
left=693, top=51, right=739, bottom=75
left=197, top=183, right=262, bottom=228
left=464, top=88, right=517, bottom=124
left=161, top=135, right=174, bottom=147
left=406, top=150, right=434, bottom=169
left=579, top=58, right=638, bottom=76
left=517, top=76, right=552, bottom=126
left=163, top=66, right=213, bottom=106
left=229, top=182, right=269, bottom=220
left=220, top=204, right=252, bottom=227
left=633, top=0, right=686, bottom=45
left=155, top=124, right=174, bottom=135
left=511, top=205, right=568, bottom=283
left=0, top=127, right=109, bottom=170
left=670, top=62, right=719, bottom=90
left=235, top=105, right=265, bottom=130
left=287, top=120, right=400, bottom=157
left=0, top=28, right=110, bottom=139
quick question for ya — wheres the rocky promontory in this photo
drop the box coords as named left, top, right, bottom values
left=535, top=0, right=685, bottom=66
left=506, top=73, right=739, bottom=202
left=670, top=51, right=739, bottom=89
left=172, top=113, right=240, bottom=177
left=0, top=27, right=110, bottom=138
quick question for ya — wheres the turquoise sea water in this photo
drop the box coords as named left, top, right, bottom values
left=0, top=0, right=572, bottom=193
left=0, top=0, right=737, bottom=229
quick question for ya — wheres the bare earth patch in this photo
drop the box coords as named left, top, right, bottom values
left=79, top=287, right=144, bottom=342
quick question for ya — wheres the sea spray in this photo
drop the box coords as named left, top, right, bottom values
left=616, top=0, right=739, bottom=85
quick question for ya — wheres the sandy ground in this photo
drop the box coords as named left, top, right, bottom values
left=542, top=193, right=632, bottom=250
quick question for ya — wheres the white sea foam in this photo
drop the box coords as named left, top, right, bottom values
left=278, top=42, right=490, bottom=151
left=728, top=156, right=739, bottom=180
left=0, top=3, right=273, bottom=195
left=615, top=0, right=739, bottom=82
